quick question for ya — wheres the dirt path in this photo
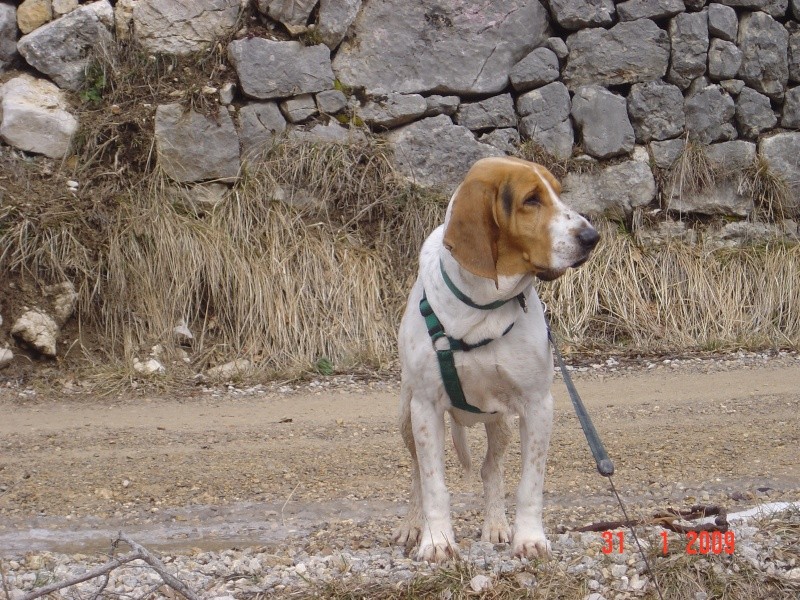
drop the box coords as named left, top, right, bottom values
left=1, top=356, right=799, bottom=556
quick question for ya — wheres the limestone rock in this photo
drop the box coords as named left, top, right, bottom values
left=358, top=93, right=427, bottom=129
left=789, top=29, right=800, bottom=83
left=133, top=357, right=166, bottom=375
left=708, top=39, right=742, bottom=82
left=332, top=0, right=548, bottom=95
left=517, top=82, right=574, bottom=160
left=547, top=0, right=615, bottom=30
left=684, top=85, right=736, bottom=144
left=521, top=120, right=575, bottom=161
left=762, top=0, right=789, bottom=16
left=114, top=0, right=134, bottom=41
left=279, top=94, right=317, bottom=124
left=616, top=0, right=685, bottom=22
left=385, top=115, right=503, bottom=191
left=708, top=222, right=788, bottom=248
left=257, top=0, right=317, bottom=35
left=479, top=128, right=520, bottom=154
left=561, top=160, right=657, bottom=220
left=315, top=89, right=348, bottom=115
left=714, top=0, right=767, bottom=8
left=228, top=38, right=334, bottom=100
left=736, top=87, right=777, bottom=138
left=708, top=3, right=738, bottom=42
left=206, top=359, right=252, bottom=380
left=238, top=102, right=286, bottom=158
left=317, top=0, right=361, bottom=49
left=0, top=74, right=78, bottom=158
left=0, top=3, right=18, bottom=71
left=737, top=11, right=789, bottom=100
left=455, top=94, right=516, bottom=131
left=572, top=86, right=635, bottom=159
left=44, top=281, right=77, bottom=326
left=544, top=37, right=568, bottom=62
left=17, top=0, right=52, bottom=35
left=52, top=0, right=78, bottom=17
left=509, top=47, right=559, bottom=92
left=721, top=79, right=745, bottom=95
left=173, top=321, right=194, bottom=345
left=667, top=141, right=756, bottom=218
left=423, top=95, right=459, bottom=117
left=627, top=81, right=685, bottom=143
left=155, top=104, right=240, bottom=183
left=0, top=347, right=12, bottom=369
left=133, top=0, right=242, bottom=55
left=758, top=132, right=800, bottom=213
left=781, top=87, right=800, bottom=129
left=650, top=138, right=685, bottom=169
left=563, top=20, right=670, bottom=89
left=11, top=309, right=59, bottom=357
left=667, top=11, right=709, bottom=90
left=288, top=121, right=366, bottom=144
left=171, top=182, right=229, bottom=212
left=17, top=1, right=114, bottom=91
left=636, top=220, right=698, bottom=246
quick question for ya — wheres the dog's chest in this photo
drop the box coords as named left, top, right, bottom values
left=450, top=337, right=553, bottom=414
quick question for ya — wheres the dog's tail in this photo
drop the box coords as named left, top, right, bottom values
left=450, top=417, right=472, bottom=474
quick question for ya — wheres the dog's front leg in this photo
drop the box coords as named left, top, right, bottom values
left=513, top=393, right=553, bottom=559
left=410, top=396, right=457, bottom=562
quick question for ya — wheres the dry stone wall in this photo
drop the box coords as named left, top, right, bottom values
left=1, top=0, right=800, bottom=244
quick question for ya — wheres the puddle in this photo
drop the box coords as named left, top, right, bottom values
left=0, top=498, right=406, bottom=555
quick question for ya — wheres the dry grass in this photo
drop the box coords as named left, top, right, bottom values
left=740, top=155, right=794, bottom=222
left=662, top=138, right=717, bottom=214
left=2, top=138, right=800, bottom=380
left=541, top=222, right=800, bottom=352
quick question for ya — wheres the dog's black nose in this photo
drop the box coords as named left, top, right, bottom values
left=578, top=227, right=600, bottom=250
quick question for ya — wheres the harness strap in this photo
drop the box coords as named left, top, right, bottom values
left=420, top=294, right=514, bottom=414
left=439, top=260, right=527, bottom=312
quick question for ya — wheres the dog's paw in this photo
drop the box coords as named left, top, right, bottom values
left=392, top=521, right=421, bottom=547
left=415, top=539, right=458, bottom=563
left=482, top=517, right=512, bottom=544
left=512, top=532, right=551, bottom=559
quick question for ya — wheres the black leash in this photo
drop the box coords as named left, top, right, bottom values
left=547, top=318, right=665, bottom=600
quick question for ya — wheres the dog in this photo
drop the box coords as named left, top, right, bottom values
left=393, top=156, right=599, bottom=562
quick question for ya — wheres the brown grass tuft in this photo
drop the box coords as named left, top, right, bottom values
left=740, top=154, right=794, bottom=222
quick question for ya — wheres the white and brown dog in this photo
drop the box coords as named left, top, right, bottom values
left=394, top=156, right=599, bottom=562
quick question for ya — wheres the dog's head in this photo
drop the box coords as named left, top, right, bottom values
left=443, top=157, right=599, bottom=284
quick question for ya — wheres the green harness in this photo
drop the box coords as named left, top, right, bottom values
left=420, top=260, right=527, bottom=414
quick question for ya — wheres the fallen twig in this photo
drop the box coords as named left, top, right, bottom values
left=20, top=550, right=145, bottom=600
left=117, top=533, right=200, bottom=600
left=18, top=533, right=200, bottom=600
left=576, top=504, right=729, bottom=534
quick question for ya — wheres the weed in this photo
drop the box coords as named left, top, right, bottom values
left=740, top=155, right=794, bottom=222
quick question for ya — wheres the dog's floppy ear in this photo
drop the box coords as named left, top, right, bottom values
left=443, top=178, right=499, bottom=283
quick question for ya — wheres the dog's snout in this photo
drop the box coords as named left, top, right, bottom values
left=577, top=227, right=600, bottom=250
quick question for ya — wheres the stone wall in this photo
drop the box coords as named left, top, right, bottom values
left=1, top=0, right=800, bottom=246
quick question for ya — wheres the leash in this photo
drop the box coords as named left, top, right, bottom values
left=546, top=314, right=665, bottom=600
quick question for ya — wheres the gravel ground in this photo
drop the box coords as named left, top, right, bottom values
left=1, top=350, right=799, bottom=598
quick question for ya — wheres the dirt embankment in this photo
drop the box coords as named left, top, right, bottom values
left=0, top=355, right=798, bottom=554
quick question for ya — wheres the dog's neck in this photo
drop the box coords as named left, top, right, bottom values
left=438, top=249, right=532, bottom=307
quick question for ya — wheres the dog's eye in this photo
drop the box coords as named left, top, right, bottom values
left=523, top=194, right=541, bottom=206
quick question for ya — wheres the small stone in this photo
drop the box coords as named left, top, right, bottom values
left=17, top=0, right=53, bottom=34
left=133, top=358, right=165, bottom=375
left=219, top=82, right=236, bottom=105
left=0, top=348, right=13, bottom=369
left=469, top=574, right=492, bottom=593
left=315, top=89, right=348, bottom=115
